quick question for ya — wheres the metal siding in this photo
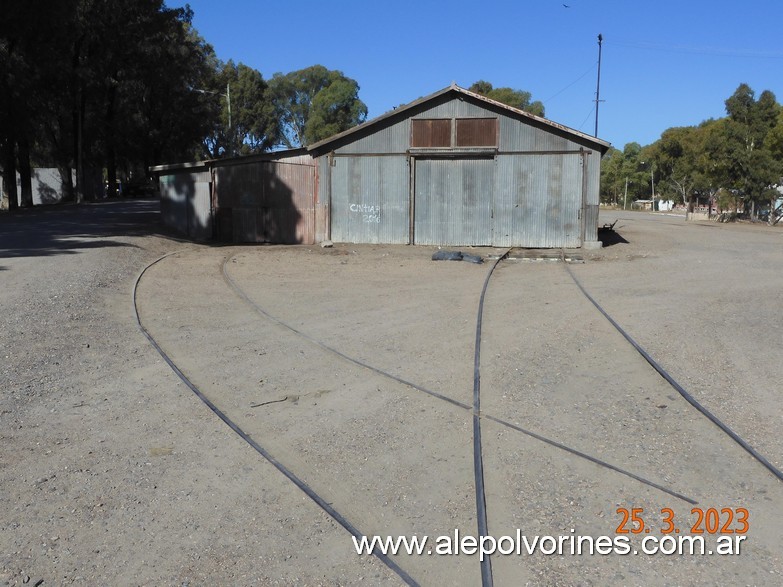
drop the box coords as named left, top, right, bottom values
left=316, top=94, right=600, bottom=248
left=414, top=101, right=496, bottom=119
left=160, top=174, right=187, bottom=235
left=189, top=176, right=213, bottom=240
left=494, top=154, right=582, bottom=248
left=499, top=115, right=578, bottom=152
left=330, top=155, right=409, bottom=244
left=335, top=122, right=410, bottom=154
left=585, top=152, right=602, bottom=242
left=316, top=156, right=331, bottom=242
left=216, top=159, right=315, bottom=244
left=160, top=170, right=211, bottom=239
left=414, top=158, right=493, bottom=246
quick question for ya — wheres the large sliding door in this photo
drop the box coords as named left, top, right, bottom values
left=413, top=157, right=494, bottom=246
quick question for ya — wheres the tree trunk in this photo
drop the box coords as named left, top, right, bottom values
left=2, top=137, right=18, bottom=210
left=75, top=92, right=85, bottom=203
left=770, top=196, right=781, bottom=226
left=17, top=133, right=34, bottom=207
left=105, top=84, right=117, bottom=199
left=59, top=165, right=75, bottom=202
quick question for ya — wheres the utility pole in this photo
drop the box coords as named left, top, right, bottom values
left=650, top=164, right=655, bottom=210
left=594, top=33, right=603, bottom=138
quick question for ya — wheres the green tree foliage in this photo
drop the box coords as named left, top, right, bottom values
left=766, top=110, right=783, bottom=224
left=1, top=0, right=216, bottom=205
left=1, top=0, right=78, bottom=208
left=202, top=61, right=278, bottom=158
left=605, top=83, right=783, bottom=223
left=704, top=85, right=781, bottom=219
left=468, top=81, right=545, bottom=117
left=598, top=142, right=654, bottom=206
left=645, top=124, right=712, bottom=206
left=598, top=147, right=623, bottom=204
left=268, top=65, right=367, bottom=148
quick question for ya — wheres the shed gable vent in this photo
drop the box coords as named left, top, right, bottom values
left=456, top=118, right=498, bottom=147
left=411, top=119, right=451, bottom=148
left=410, top=118, right=498, bottom=149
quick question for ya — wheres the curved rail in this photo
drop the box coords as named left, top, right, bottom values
left=133, top=252, right=419, bottom=587
left=221, top=254, right=697, bottom=506
left=471, top=250, right=510, bottom=586
left=565, top=264, right=783, bottom=483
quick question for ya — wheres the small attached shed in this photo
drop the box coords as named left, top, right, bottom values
left=152, top=149, right=319, bottom=243
left=309, top=84, right=611, bottom=248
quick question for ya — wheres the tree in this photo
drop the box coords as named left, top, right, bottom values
left=599, top=142, right=659, bottom=208
left=306, top=76, right=369, bottom=144
left=1, top=0, right=219, bottom=207
left=201, top=61, right=278, bottom=159
left=468, top=81, right=545, bottom=117
left=765, top=109, right=783, bottom=224
left=1, top=0, right=79, bottom=208
left=647, top=124, right=711, bottom=207
left=599, top=147, right=624, bottom=204
left=709, top=84, right=781, bottom=220
left=619, top=142, right=649, bottom=201
left=268, top=65, right=367, bottom=148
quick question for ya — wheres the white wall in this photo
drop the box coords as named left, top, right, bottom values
left=0, top=168, right=75, bottom=206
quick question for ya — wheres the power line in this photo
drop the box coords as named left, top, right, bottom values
left=542, top=63, right=597, bottom=104
left=577, top=105, right=595, bottom=132
left=608, top=39, right=783, bottom=59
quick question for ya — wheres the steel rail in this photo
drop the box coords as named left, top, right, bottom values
left=565, top=264, right=783, bottom=483
left=471, top=249, right=510, bottom=586
left=133, top=252, right=419, bottom=587
left=222, top=254, right=697, bottom=507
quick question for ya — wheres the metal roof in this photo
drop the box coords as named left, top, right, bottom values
left=150, top=147, right=309, bottom=174
left=308, top=83, right=612, bottom=154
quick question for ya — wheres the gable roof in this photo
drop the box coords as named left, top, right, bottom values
left=308, top=83, right=612, bottom=154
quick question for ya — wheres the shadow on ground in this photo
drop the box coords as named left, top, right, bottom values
left=0, top=199, right=176, bottom=259
left=598, top=227, right=629, bottom=247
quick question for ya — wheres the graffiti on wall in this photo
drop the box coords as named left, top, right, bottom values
left=350, top=203, right=381, bottom=223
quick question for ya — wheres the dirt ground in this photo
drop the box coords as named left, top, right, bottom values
left=1, top=201, right=782, bottom=586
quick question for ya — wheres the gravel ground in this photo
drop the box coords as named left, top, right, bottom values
left=1, top=202, right=782, bottom=586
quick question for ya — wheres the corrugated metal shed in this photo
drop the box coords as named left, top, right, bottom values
left=152, top=150, right=318, bottom=244
left=158, top=164, right=212, bottom=241
left=152, top=84, right=610, bottom=248
left=310, top=84, right=611, bottom=248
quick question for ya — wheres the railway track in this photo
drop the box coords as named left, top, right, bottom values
left=133, top=247, right=782, bottom=586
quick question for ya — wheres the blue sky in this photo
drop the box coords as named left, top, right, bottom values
left=166, top=0, right=783, bottom=150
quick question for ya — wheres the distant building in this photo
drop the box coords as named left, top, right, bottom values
left=0, top=168, right=74, bottom=208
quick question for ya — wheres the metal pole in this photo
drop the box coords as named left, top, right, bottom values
left=650, top=165, right=655, bottom=210
left=594, top=33, right=603, bottom=138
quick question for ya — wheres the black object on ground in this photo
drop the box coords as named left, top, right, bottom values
left=432, top=250, right=484, bottom=264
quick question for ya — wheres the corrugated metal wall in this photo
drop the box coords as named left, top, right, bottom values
left=329, top=155, right=409, bottom=244
left=215, top=159, right=315, bottom=244
left=413, top=157, right=493, bottom=245
left=159, top=169, right=212, bottom=240
left=322, top=93, right=602, bottom=248
left=493, top=154, right=582, bottom=248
